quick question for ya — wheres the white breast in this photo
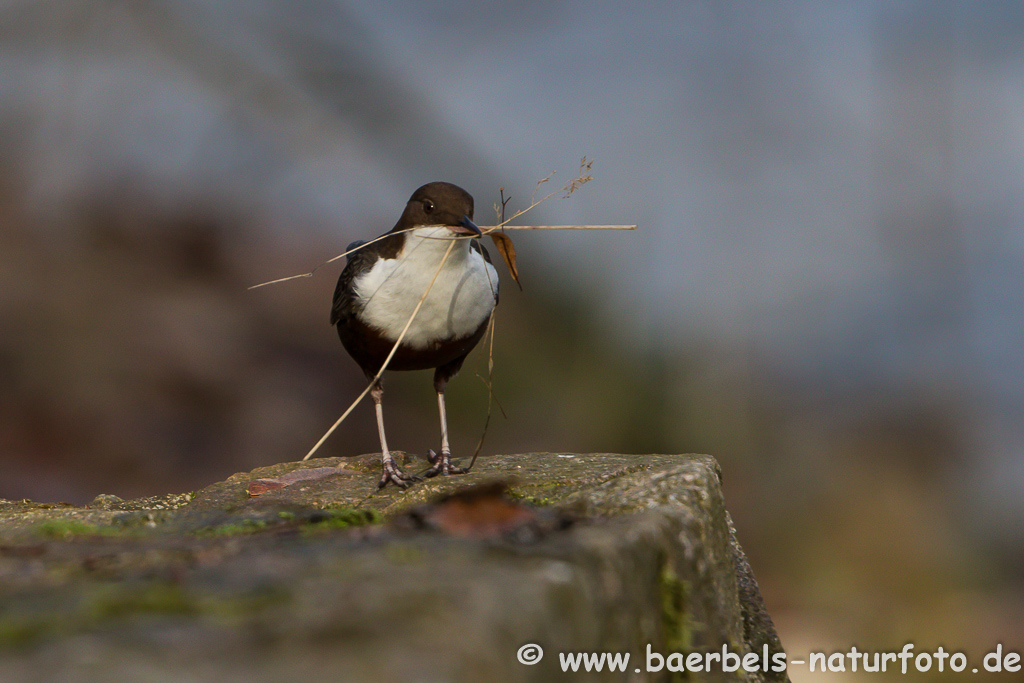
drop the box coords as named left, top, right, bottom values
left=353, top=227, right=499, bottom=348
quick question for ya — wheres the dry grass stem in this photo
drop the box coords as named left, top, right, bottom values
left=497, top=156, right=596, bottom=228
left=250, top=158, right=624, bottom=291
left=481, top=224, right=635, bottom=231
left=467, top=312, right=503, bottom=472
left=301, top=238, right=458, bottom=461
left=247, top=227, right=420, bottom=290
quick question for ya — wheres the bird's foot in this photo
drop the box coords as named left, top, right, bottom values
left=378, top=458, right=420, bottom=490
left=424, top=449, right=468, bottom=477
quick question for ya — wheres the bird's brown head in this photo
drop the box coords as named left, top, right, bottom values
left=398, top=182, right=481, bottom=236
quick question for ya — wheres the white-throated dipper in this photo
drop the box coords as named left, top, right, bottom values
left=331, top=182, right=498, bottom=489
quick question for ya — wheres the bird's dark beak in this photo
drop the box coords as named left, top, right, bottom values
left=451, top=215, right=482, bottom=237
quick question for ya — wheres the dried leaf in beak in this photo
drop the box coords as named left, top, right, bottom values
left=489, top=232, right=522, bottom=290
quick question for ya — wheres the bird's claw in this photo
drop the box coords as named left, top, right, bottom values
left=378, top=459, right=420, bottom=490
left=424, top=449, right=468, bottom=478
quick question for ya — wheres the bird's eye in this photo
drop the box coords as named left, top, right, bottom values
left=423, top=200, right=434, bottom=213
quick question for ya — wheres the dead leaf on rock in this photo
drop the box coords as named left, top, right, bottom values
left=247, top=467, right=357, bottom=496
left=396, top=481, right=539, bottom=539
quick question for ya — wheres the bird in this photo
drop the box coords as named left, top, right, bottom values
left=330, top=182, right=498, bottom=489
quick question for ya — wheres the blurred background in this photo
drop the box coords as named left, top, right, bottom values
left=1, top=0, right=1022, bottom=679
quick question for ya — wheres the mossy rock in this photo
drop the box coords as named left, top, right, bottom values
left=0, top=453, right=786, bottom=683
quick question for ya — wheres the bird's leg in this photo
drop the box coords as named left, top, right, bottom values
left=372, top=380, right=417, bottom=489
left=425, top=376, right=468, bottom=478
